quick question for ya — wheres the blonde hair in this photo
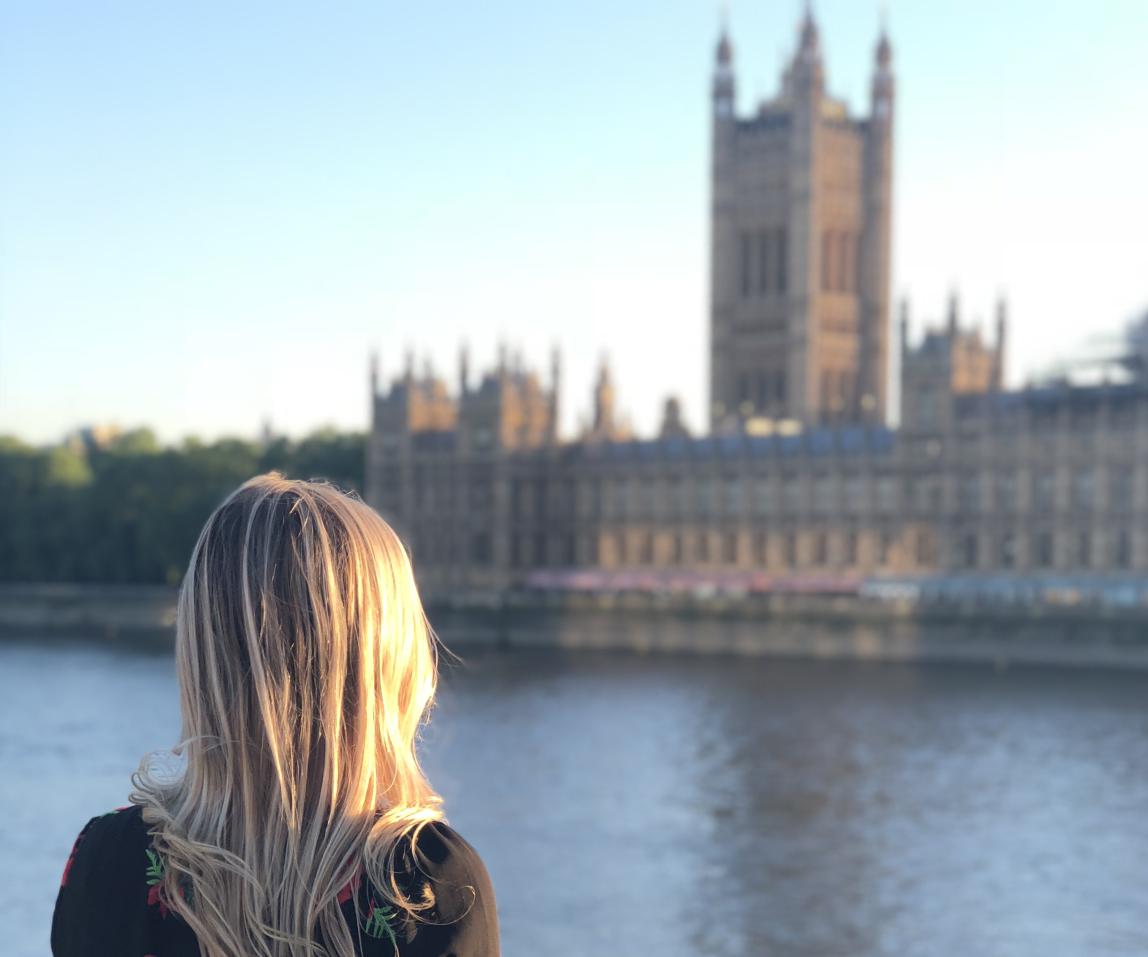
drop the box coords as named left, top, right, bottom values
left=132, top=473, right=444, bottom=957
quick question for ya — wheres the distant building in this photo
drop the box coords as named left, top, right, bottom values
left=365, top=12, right=1148, bottom=596
left=709, top=11, right=893, bottom=431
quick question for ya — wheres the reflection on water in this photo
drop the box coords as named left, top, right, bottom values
left=2, top=640, right=1147, bottom=957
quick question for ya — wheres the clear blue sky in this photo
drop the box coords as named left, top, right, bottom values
left=2, top=0, right=1145, bottom=443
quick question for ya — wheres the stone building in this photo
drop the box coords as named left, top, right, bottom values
left=365, top=12, right=1148, bottom=596
left=709, top=11, right=893, bottom=432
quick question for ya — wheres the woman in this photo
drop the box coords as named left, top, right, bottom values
left=52, top=474, right=499, bottom=957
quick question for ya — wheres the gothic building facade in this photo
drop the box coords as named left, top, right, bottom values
left=365, top=13, right=1148, bottom=596
left=709, top=14, right=893, bottom=432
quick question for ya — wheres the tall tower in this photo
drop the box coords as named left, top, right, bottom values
left=860, top=26, right=895, bottom=421
left=708, top=11, right=895, bottom=431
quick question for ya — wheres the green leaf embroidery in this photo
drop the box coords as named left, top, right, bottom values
left=363, top=900, right=399, bottom=948
left=145, top=848, right=165, bottom=885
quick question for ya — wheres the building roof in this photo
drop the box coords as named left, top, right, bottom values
left=557, top=426, right=895, bottom=465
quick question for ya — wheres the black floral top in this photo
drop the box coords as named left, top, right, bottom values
left=52, top=805, right=500, bottom=956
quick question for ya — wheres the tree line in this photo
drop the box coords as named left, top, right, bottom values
left=0, top=428, right=365, bottom=584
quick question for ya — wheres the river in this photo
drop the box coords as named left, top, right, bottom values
left=2, top=638, right=1146, bottom=957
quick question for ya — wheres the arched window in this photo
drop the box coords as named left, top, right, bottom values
left=753, top=530, right=769, bottom=566
left=758, top=230, right=772, bottom=294
left=962, top=532, right=978, bottom=568
left=784, top=531, right=798, bottom=567
left=776, top=229, right=788, bottom=293
left=1077, top=531, right=1091, bottom=568
left=722, top=531, right=738, bottom=564
left=836, top=232, right=850, bottom=291
left=999, top=532, right=1015, bottom=568
left=814, top=530, right=829, bottom=565
left=821, top=231, right=834, bottom=292
left=740, top=232, right=752, bottom=298
left=1116, top=529, right=1132, bottom=568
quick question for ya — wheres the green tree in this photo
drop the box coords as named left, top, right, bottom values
left=0, top=427, right=367, bottom=584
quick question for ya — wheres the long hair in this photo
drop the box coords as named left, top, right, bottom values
left=132, top=473, right=444, bottom=957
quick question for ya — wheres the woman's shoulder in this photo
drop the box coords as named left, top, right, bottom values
left=60, top=804, right=150, bottom=878
left=53, top=805, right=159, bottom=955
left=405, top=822, right=486, bottom=876
left=398, top=821, right=495, bottom=920
left=381, top=820, right=499, bottom=952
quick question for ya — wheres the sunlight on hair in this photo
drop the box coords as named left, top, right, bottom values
left=131, top=473, right=445, bottom=957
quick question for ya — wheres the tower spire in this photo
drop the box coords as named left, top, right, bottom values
left=592, top=353, right=616, bottom=439
left=791, top=0, right=823, bottom=87
left=716, top=4, right=732, bottom=65
left=458, top=342, right=470, bottom=396
left=871, top=12, right=894, bottom=113
left=712, top=13, right=735, bottom=118
left=548, top=343, right=562, bottom=444
left=994, top=295, right=1009, bottom=391
left=947, top=291, right=960, bottom=337
left=799, top=0, right=820, bottom=55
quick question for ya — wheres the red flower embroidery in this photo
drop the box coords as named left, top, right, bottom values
left=337, top=871, right=361, bottom=905
left=147, top=882, right=171, bottom=919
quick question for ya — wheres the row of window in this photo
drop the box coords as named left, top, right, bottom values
left=738, top=228, right=788, bottom=298
left=955, top=404, right=1142, bottom=432
left=502, top=468, right=1144, bottom=522
left=821, top=230, right=859, bottom=294
left=736, top=370, right=787, bottom=413
left=735, top=227, right=862, bottom=299
left=957, top=528, right=1133, bottom=570
left=498, top=527, right=930, bottom=570
left=957, top=468, right=1136, bottom=512
left=597, top=526, right=928, bottom=569
left=420, top=525, right=1137, bottom=572
left=570, top=474, right=902, bottom=520
left=403, top=468, right=1142, bottom=523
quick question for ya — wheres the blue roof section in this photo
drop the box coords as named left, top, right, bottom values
left=569, top=426, right=896, bottom=464
left=955, top=381, right=1146, bottom=415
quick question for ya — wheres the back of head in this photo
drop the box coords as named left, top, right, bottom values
left=133, top=473, right=443, bottom=957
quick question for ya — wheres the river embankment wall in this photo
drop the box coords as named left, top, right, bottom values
left=3, top=583, right=1148, bottom=670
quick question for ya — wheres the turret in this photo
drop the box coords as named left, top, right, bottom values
left=790, top=5, right=825, bottom=95
left=947, top=291, right=960, bottom=339
left=855, top=22, right=895, bottom=425
left=709, top=21, right=738, bottom=434
left=994, top=296, right=1008, bottom=390
left=593, top=356, right=615, bottom=436
left=871, top=26, right=894, bottom=121
left=712, top=24, right=735, bottom=119
left=458, top=342, right=470, bottom=397
left=368, top=351, right=380, bottom=429
left=548, top=344, right=562, bottom=444
left=659, top=396, right=690, bottom=440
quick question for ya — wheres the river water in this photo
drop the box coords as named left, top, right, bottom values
left=2, top=639, right=1147, bottom=957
